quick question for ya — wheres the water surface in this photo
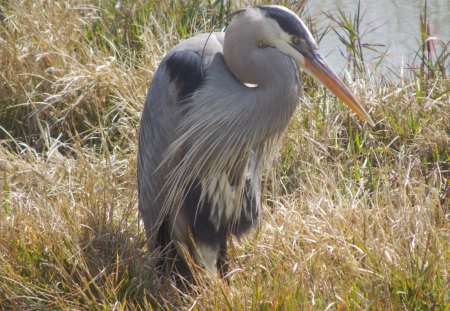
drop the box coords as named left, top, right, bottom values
left=306, top=0, right=449, bottom=76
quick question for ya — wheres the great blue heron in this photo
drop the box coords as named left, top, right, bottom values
left=138, top=5, right=373, bottom=280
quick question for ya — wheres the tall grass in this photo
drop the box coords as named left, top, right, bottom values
left=322, top=0, right=386, bottom=78
left=1, top=0, right=449, bottom=310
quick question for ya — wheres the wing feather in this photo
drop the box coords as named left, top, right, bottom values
left=138, top=48, right=203, bottom=248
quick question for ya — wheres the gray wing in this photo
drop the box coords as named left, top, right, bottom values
left=137, top=33, right=225, bottom=247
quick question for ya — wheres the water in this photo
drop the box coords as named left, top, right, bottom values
left=305, top=0, right=449, bottom=77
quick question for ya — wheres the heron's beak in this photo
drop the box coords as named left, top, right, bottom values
left=301, top=53, right=374, bottom=127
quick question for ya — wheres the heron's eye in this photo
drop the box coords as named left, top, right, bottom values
left=291, top=36, right=301, bottom=45
left=257, top=41, right=266, bottom=48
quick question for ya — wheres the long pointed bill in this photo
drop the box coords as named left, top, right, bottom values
left=302, top=53, right=374, bottom=127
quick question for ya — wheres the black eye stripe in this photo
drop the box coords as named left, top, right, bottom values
left=257, top=6, right=309, bottom=39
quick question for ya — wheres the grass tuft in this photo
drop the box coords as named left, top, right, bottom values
left=0, top=0, right=448, bottom=310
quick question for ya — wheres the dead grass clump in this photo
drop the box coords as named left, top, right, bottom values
left=0, top=1, right=156, bottom=152
left=0, top=0, right=449, bottom=310
left=0, top=143, right=157, bottom=309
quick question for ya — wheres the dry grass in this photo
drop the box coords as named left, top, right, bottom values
left=1, top=0, right=449, bottom=310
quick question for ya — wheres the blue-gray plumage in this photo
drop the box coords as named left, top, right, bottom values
left=138, top=5, right=373, bottom=281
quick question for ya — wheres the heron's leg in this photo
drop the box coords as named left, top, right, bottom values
left=217, top=236, right=229, bottom=279
left=155, top=220, right=193, bottom=283
left=194, top=241, right=220, bottom=272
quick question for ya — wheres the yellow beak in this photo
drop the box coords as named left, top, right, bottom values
left=304, top=54, right=374, bottom=127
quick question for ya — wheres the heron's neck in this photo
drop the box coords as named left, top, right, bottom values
left=166, top=52, right=300, bottom=218
left=221, top=36, right=300, bottom=140
left=180, top=51, right=300, bottom=161
left=233, top=55, right=300, bottom=143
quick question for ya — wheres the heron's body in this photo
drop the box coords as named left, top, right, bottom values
left=138, top=6, right=373, bottom=280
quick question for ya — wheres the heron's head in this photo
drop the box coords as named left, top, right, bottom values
left=228, top=5, right=374, bottom=126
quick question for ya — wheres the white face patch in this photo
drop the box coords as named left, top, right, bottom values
left=253, top=9, right=307, bottom=69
